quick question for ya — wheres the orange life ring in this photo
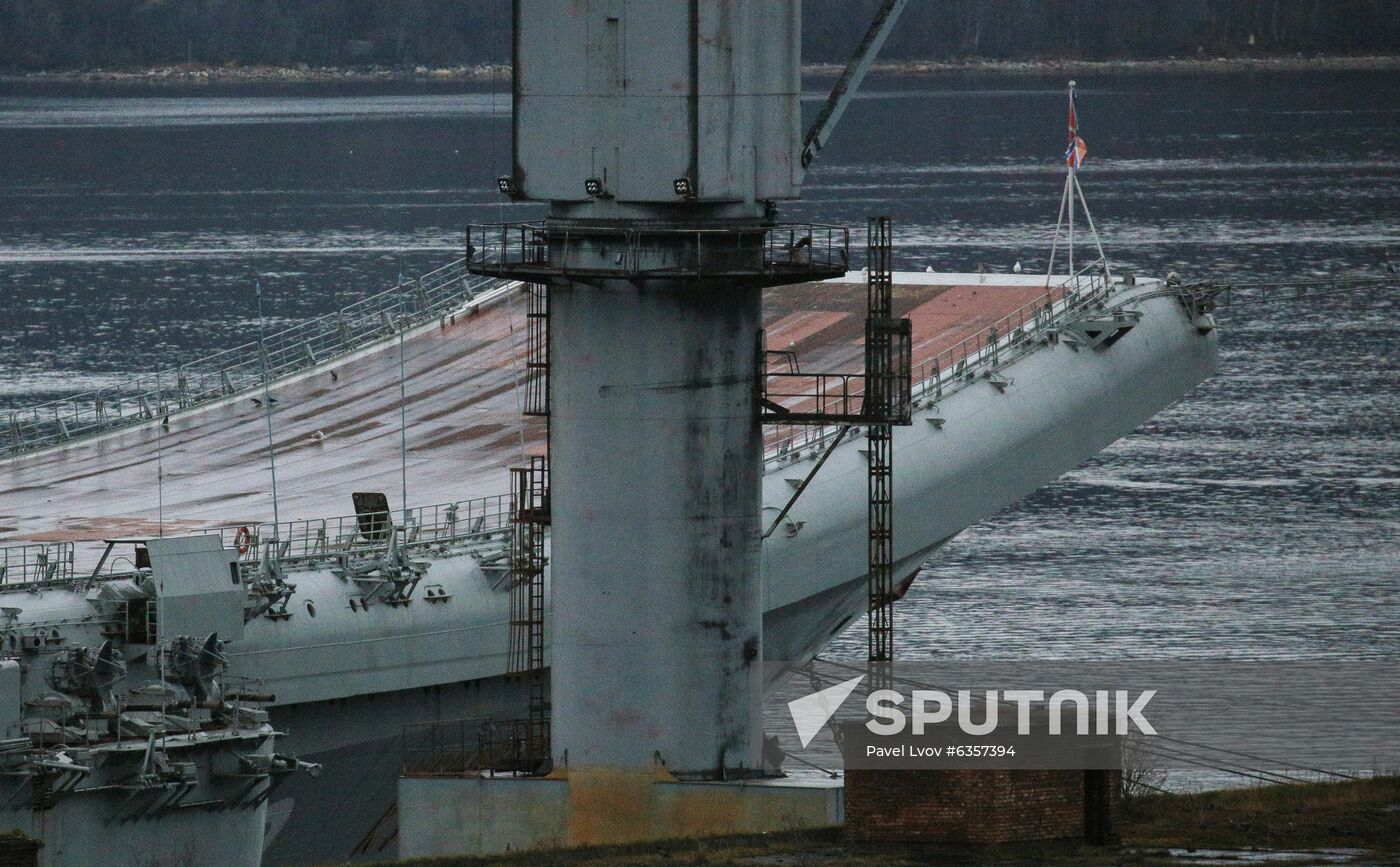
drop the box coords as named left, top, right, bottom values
left=234, top=526, right=253, bottom=554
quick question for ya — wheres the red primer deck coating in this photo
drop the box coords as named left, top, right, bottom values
left=0, top=279, right=1042, bottom=553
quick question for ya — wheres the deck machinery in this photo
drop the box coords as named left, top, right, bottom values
left=459, top=0, right=906, bottom=850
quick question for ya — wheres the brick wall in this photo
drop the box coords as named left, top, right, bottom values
left=0, top=836, right=42, bottom=867
left=845, top=768, right=1120, bottom=844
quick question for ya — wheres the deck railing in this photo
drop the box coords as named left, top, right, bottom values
left=466, top=221, right=850, bottom=280
left=3, top=260, right=1128, bottom=587
left=765, top=260, right=1118, bottom=465
left=402, top=716, right=548, bottom=777
left=0, top=542, right=75, bottom=587
left=208, top=494, right=515, bottom=567
left=402, top=717, right=486, bottom=777
left=4, top=258, right=512, bottom=458
left=0, top=494, right=512, bottom=588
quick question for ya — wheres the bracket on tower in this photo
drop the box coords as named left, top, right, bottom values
left=466, top=222, right=850, bottom=285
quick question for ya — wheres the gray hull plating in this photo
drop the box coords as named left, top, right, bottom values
left=262, top=279, right=1217, bottom=863
left=0, top=276, right=1218, bottom=866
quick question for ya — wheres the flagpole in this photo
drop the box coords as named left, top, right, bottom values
left=1067, top=81, right=1078, bottom=282
left=156, top=413, right=165, bottom=538
left=1051, top=79, right=1113, bottom=296
left=256, top=280, right=281, bottom=533
left=1065, top=79, right=1114, bottom=290
left=398, top=273, right=410, bottom=532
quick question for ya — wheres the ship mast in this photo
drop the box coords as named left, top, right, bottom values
left=1046, top=81, right=1114, bottom=288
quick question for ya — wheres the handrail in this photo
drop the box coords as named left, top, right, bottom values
left=4, top=258, right=511, bottom=458
left=765, top=259, right=1119, bottom=465
left=466, top=221, right=851, bottom=279
left=205, top=494, right=514, bottom=568
left=402, top=715, right=548, bottom=777
left=1, top=259, right=1116, bottom=585
left=0, top=542, right=75, bottom=587
left=1, top=259, right=1128, bottom=586
left=0, top=492, right=518, bottom=589
left=914, top=258, right=1113, bottom=394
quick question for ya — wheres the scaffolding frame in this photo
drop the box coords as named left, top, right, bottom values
left=759, top=217, right=911, bottom=676
left=864, top=217, right=897, bottom=672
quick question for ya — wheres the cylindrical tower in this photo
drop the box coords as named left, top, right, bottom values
left=549, top=277, right=763, bottom=776
left=474, top=0, right=842, bottom=784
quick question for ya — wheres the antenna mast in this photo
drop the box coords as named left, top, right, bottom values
left=255, top=280, right=281, bottom=531
left=156, top=418, right=165, bottom=537
left=1046, top=81, right=1114, bottom=288
left=398, top=276, right=410, bottom=530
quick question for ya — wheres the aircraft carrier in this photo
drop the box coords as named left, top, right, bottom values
left=0, top=2, right=1225, bottom=863
left=0, top=261, right=1218, bottom=864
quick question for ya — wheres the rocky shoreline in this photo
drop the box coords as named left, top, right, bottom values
left=811, top=53, right=1400, bottom=76
left=2, top=54, right=1397, bottom=87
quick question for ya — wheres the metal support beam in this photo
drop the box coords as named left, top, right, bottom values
left=762, top=426, right=851, bottom=539
left=800, top=0, right=910, bottom=173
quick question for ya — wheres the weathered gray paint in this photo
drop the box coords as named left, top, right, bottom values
left=516, top=0, right=808, bottom=781
left=0, top=273, right=1220, bottom=863
left=10, top=789, right=269, bottom=867
left=761, top=285, right=1220, bottom=615
left=0, top=660, right=19, bottom=730
left=549, top=278, right=765, bottom=775
left=149, top=534, right=244, bottom=641
left=513, top=0, right=801, bottom=205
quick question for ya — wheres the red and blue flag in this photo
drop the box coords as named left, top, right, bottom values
left=1065, top=87, right=1088, bottom=168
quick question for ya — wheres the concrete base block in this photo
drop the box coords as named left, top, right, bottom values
left=398, top=772, right=843, bottom=858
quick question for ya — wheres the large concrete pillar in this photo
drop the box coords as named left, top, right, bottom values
left=440, top=3, right=846, bottom=851
left=549, top=277, right=764, bottom=778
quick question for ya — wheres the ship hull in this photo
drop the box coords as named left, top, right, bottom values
left=1, top=723, right=281, bottom=867
left=4, top=796, right=269, bottom=867
left=259, top=284, right=1218, bottom=864
left=0, top=274, right=1219, bottom=865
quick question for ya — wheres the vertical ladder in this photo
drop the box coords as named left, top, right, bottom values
left=865, top=217, right=898, bottom=680
left=507, top=456, right=550, bottom=766
left=524, top=283, right=549, bottom=417
left=507, top=280, right=551, bottom=769
left=145, top=598, right=159, bottom=647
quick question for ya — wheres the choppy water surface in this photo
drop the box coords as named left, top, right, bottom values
left=1, top=71, right=1396, bottom=667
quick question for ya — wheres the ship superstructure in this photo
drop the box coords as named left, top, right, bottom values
left=0, top=535, right=317, bottom=866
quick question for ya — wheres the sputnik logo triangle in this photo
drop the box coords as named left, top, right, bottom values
left=787, top=675, right=864, bottom=748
